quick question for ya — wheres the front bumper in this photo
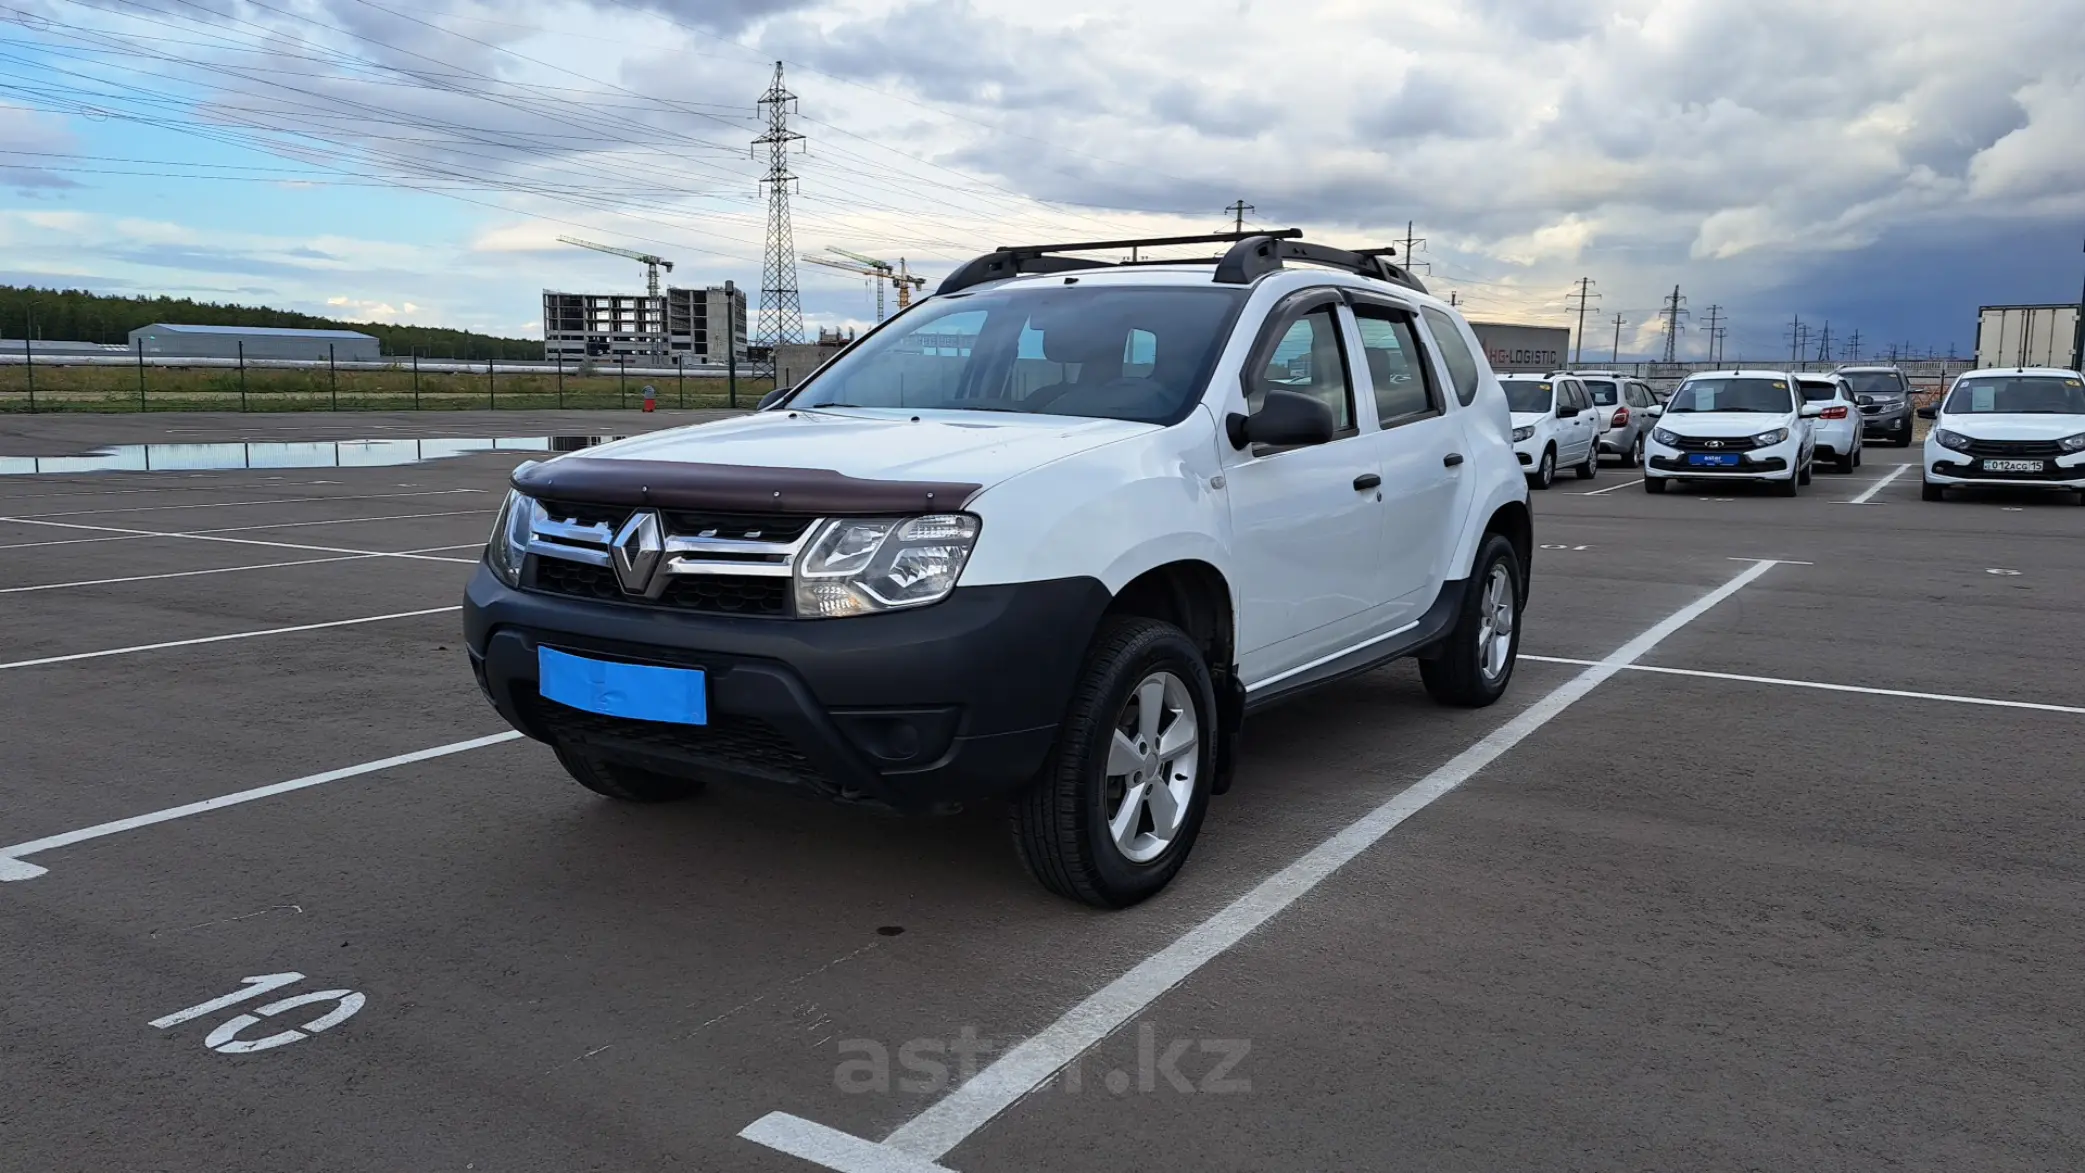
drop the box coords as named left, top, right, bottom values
left=1644, top=438, right=1799, bottom=479
left=1512, top=436, right=1543, bottom=467
left=463, top=565, right=1110, bottom=809
left=1861, top=405, right=1913, bottom=438
left=1925, top=454, right=2085, bottom=490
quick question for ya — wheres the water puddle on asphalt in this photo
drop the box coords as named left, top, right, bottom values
left=0, top=435, right=623, bottom=475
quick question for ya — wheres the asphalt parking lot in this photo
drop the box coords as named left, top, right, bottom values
left=3, top=414, right=2081, bottom=1173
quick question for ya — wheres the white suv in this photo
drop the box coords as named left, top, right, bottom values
left=1501, top=374, right=1600, bottom=487
left=1643, top=369, right=1822, bottom=495
left=464, top=231, right=1535, bottom=908
left=1919, top=367, right=2085, bottom=503
left=1793, top=372, right=1864, bottom=473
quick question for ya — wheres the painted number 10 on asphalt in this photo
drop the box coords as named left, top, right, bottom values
left=150, top=973, right=365, bottom=1054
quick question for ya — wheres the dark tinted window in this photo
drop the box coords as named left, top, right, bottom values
left=1352, top=307, right=1439, bottom=425
left=1943, top=375, right=2085, bottom=414
left=1666, top=378, right=1797, bottom=413
left=1420, top=307, right=1483, bottom=406
left=1252, top=306, right=1355, bottom=432
left=790, top=286, right=1244, bottom=423
left=1796, top=379, right=1840, bottom=402
left=1502, top=380, right=1554, bottom=413
left=1842, top=371, right=1908, bottom=397
left=1582, top=379, right=1619, bottom=405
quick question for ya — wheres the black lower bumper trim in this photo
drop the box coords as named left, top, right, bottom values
left=464, top=567, right=1109, bottom=809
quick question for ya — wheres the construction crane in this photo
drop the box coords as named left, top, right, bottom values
left=558, top=236, right=673, bottom=299
left=801, top=247, right=927, bottom=321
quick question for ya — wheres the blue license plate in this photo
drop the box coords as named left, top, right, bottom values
left=537, top=647, right=706, bottom=725
left=1687, top=453, right=1740, bottom=467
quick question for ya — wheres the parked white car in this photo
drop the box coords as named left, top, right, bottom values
left=1793, top=372, right=1864, bottom=473
left=1642, top=369, right=1821, bottom=495
left=1501, top=374, right=1599, bottom=488
left=1919, top=368, right=2085, bottom=503
left=465, top=230, right=1535, bottom=908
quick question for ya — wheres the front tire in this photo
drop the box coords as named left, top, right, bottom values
left=1528, top=446, right=1556, bottom=490
left=1644, top=475, right=1669, bottom=494
left=1797, top=458, right=1813, bottom=486
left=1922, top=480, right=1946, bottom=501
left=1011, top=617, right=1216, bottom=909
left=553, top=744, right=706, bottom=803
left=1420, top=534, right=1523, bottom=708
left=1774, top=470, right=1800, bottom=497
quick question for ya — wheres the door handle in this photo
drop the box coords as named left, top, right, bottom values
left=1442, top=453, right=1465, bottom=468
left=1352, top=473, right=1381, bottom=491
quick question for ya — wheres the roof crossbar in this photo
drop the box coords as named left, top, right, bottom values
left=938, top=228, right=1429, bottom=296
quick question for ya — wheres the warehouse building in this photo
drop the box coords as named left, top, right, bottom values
left=129, top=324, right=381, bottom=362
left=542, top=286, right=748, bottom=365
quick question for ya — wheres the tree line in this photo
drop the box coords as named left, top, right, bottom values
left=0, top=285, right=538, bottom=360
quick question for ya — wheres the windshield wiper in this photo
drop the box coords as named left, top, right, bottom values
left=807, top=402, right=868, bottom=409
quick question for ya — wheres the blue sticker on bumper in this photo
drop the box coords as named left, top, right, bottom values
left=538, top=646, right=707, bottom=726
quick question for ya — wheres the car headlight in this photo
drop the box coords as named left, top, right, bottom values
left=795, top=513, right=980, bottom=618
left=1511, top=425, right=1535, bottom=442
left=2060, top=432, right=2085, bottom=453
left=485, top=489, right=533, bottom=587
left=1934, top=428, right=1973, bottom=453
left=1752, top=427, right=1790, bottom=446
left=1652, top=428, right=1680, bottom=446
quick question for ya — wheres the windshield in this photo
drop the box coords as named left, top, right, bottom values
left=1842, top=371, right=1907, bottom=398
left=1943, top=375, right=2085, bottom=415
left=1581, top=379, right=1618, bottom=405
left=1665, top=378, right=1796, bottom=414
left=784, top=285, right=1246, bottom=423
left=1796, top=380, right=1839, bottom=402
left=1502, top=381, right=1554, bottom=413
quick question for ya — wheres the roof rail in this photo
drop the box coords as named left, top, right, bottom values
left=937, top=229, right=1430, bottom=297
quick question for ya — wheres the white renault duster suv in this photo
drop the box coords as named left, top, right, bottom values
left=1919, top=367, right=2085, bottom=502
left=464, top=231, right=1533, bottom=908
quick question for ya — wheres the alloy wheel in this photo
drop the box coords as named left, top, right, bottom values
left=1102, top=671, right=1200, bottom=864
left=1476, top=563, right=1516, bottom=682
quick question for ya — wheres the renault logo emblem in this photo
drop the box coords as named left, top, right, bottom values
left=611, top=509, right=664, bottom=595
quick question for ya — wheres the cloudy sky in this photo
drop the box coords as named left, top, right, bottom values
left=2, top=0, right=2082, bottom=360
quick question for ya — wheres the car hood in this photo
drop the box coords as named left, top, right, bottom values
left=1654, top=412, right=1795, bottom=437
left=546, top=408, right=1160, bottom=489
left=1936, top=414, right=2085, bottom=441
left=1509, top=411, right=1550, bottom=429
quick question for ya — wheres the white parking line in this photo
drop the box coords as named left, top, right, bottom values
left=0, top=509, right=491, bottom=551
left=0, top=607, right=462, bottom=671
left=741, top=558, right=1791, bottom=1168
left=0, top=516, right=479, bottom=565
left=1847, top=464, right=1912, bottom=504
left=1577, top=477, right=1643, bottom=496
left=0, top=732, right=523, bottom=881
left=4, top=488, right=483, bottom=520
left=0, top=544, right=480, bottom=594
left=1520, top=655, right=2085, bottom=715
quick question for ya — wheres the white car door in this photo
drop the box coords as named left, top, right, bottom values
left=1349, top=298, right=1465, bottom=623
left=1558, top=378, right=1594, bottom=461
left=1223, top=294, right=1392, bottom=685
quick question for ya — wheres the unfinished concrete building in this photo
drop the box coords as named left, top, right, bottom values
left=542, top=286, right=748, bottom=366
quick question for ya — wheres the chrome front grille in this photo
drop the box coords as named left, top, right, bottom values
left=522, top=500, right=820, bottom=617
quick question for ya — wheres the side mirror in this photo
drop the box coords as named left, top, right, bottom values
left=1556, top=404, right=1580, bottom=418
left=757, top=386, right=791, bottom=411
left=1798, top=402, right=1824, bottom=418
left=1644, top=405, right=1664, bottom=418
left=1226, top=390, right=1337, bottom=449
left=1916, top=406, right=1937, bottom=420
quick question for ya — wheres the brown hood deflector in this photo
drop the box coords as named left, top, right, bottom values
left=512, top=458, right=981, bottom=516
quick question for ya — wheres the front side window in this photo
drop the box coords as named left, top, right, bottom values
left=1420, top=306, right=1484, bottom=406
left=1250, top=306, right=1355, bottom=433
left=1943, top=375, right=2085, bottom=414
left=1502, top=380, right=1554, bottom=413
left=787, top=286, right=1246, bottom=424
left=1352, top=306, right=1439, bottom=425
left=1666, top=378, right=1797, bottom=414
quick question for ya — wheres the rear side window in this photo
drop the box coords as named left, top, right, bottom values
left=1796, top=380, right=1838, bottom=402
left=1582, top=379, right=1619, bottom=405
left=1351, top=306, right=1440, bottom=426
left=1419, top=307, right=1484, bottom=407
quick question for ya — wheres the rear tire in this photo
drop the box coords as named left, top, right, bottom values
left=553, top=744, right=706, bottom=803
left=1835, top=449, right=1855, bottom=474
left=1644, top=475, right=1668, bottom=494
left=1921, top=481, right=1945, bottom=502
left=1574, top=443, right=1598, bottom=479
left=1630, top=434, right=1644, bottom=467
left=1011, top=617, right=1216, bottom=909
left=1420, top=533, right=1523, bottom=709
